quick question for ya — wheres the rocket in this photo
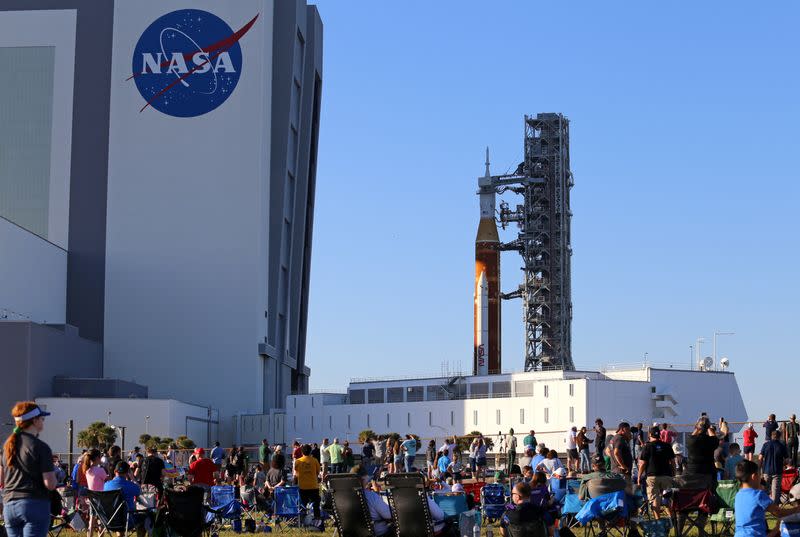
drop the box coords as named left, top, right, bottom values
left=474, top=148, right=501, bottom=376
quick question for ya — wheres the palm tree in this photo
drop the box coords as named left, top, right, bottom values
left=77, top=422, right=117, bottom=450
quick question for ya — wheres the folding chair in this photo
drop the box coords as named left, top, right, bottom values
left=208, top=485, right=244, bottom=532
left=48, top=488, right=76, bottom=537
left=385, top=473, right=436, bottom=537
left=162, top=486, right=213, bottom=537
left=781, top=469, right=800, bottom=507
left=669, top=488, right=715, bottom=537
left=326, top=474, right=375, bottom=537
left=432, top=492, right=468, bottom=524
left=461, top=481, right=484, bottom=507
left=575, top=490, right=632, bottom=537
left=709, top=480, right=738, bottom=536
left=560, top=491, right=586, bottom=530
left=87, top=490, right=130, bottom=537
left=272, top=486, right=303, bottom=531
left=481, top=482, right=507, bottom=523
left=780, top=518, right=800, bottom=537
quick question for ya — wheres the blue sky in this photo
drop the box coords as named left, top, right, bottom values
left=304, top=1, right=800, bottom=422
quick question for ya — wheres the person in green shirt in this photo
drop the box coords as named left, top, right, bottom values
left=786, top=415, right=799, bottom=467
left=578, top=455, right=625, bottom=500
left=325, top=438, right=345, bottom=474
left=523, top=430, right=537, bottom=451
left=258, top=439, right=271, bottom=466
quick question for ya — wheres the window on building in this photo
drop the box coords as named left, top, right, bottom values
left=496, top=409, right=501, bottom=425
left=427, top=385, right=447, bottom=401
left=515, top=381, right=533, bottom=397
left=311, top=416, right=314, bottom=430
left=387, top=413, right=390, bottom=428
left=407, top=413, right=411, bottom=427
left=311, top=397, right=314, bottom=408
left=407, top=386, right=424, bottom=402
left=569, top=383, right=574, bottom=396
left=520, top=408, right=525, bottom=424
left=367, top=414, right=370, bottom=427
left=368, top=389, right=384, bottom=404
left=293, top=398, right=296, bottom=408
left=470, top=383, right=489, bottom=398
left=569, top=407, right=574, bottom=423
left=544, top=408, right=549, bottom=424
left=473, top=410, right=478, bottom=426
left=429, top=412, right=433, bottom=426
left=450, top=411, right=454, bottom=426
left=349, top=389, right=365, bottom=404
left=329, top=416, right=332, bottom=429
left=544, top=385, right=549, bottom=398
left=491, top=381, right=511, bottom=398
left=387, top=387, right=404, bottom=403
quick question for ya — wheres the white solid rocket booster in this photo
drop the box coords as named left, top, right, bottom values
left=475, top=270, right=489, bottom=376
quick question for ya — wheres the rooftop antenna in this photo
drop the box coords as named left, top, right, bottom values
left=485, top=147, right=491, bottom=177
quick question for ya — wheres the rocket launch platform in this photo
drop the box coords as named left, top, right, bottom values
left=474, top=113, right=574, bottom=374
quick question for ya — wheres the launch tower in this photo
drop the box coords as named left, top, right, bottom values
left=486, top=113, right=574, bottom=371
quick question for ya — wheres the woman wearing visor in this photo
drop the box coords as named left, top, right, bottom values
left=0, top=402, right=57, bottom=537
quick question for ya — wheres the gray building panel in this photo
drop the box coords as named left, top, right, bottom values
left=265, top=0, right=322, bottom=407
left=0, top=1, right=115, bottom=344
left=0, top=322, right=102, bottom=437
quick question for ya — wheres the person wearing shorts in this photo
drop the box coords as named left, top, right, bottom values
left=638, top=426, right=675, bottom=519
left=743, top=423, right=758, bottom=461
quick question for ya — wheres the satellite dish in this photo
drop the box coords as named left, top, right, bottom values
left=720, top=357, right=730, bottom=369
left=703, top=356, right=714, bottom=370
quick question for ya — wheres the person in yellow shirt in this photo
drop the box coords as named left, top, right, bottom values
left=292, top=444, right=321, bottom=519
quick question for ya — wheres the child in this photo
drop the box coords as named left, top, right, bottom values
left=734, top=460, right=800, bottom=537
left=725, top=443, right=743, bottom=480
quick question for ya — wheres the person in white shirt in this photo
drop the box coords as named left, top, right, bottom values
left=506, top=429, right=518, bottom=471
left=565, top=426, right=579, bottom=472
left=353, top=465, right=393, bottom=537
left=320, top=438, right=331, bottom=475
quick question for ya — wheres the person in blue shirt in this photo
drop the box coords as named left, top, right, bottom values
left=210, top=442, right=225, bottom=470
left=399, top=435, right=418, bottom=473
left=436, top=451, right=451, bottom=480
left=760, top=431, right=789, bottom=503
left=734, top=459, right=800, bottom=537
left=104, top=462, right=147, bottom=536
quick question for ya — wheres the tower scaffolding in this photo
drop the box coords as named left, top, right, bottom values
left=490, top=113, right=574, bottom=371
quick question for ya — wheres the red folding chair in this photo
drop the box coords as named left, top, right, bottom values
left=461, top=481, right=485, bottom=507
left=781, top=468, right=799, bottom=506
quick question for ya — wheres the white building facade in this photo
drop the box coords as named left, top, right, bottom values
left=283, top=366, right=747, bottom=450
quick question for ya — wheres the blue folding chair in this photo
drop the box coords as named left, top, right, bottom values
left=781, top=519, right=800, bottom=537
left=272, top=486, right=302, bottom=531
left=432, top=493, right=469, bottom=523
left=208, top=485, right=243, bottom=531
left=481, top=483, right=507, bottom=523
left=561, top=491, right=585, bottom=529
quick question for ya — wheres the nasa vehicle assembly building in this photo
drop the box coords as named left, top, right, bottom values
left=0, top=0, right=322, bottom=447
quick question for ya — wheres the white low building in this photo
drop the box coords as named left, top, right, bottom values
left=36, top=397, right=217, bottom=455
left=283, top=365, right=747, bottom=450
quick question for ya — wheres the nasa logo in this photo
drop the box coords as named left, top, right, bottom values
left=130, top=9, right=258, bottom=117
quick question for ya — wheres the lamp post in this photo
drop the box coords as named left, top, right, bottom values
left=713, top=331, right=735, bottom=370
left=107, top=411, right=111, bottom=425
left=689, top=345, right=693, bottom=370
left=145, top=416, right=150, bottom=435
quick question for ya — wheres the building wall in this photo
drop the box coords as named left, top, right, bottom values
left=0, top=1, right=115, bottom=343
left=285, top=369, right=748, bottom=451
left=35, top=397, right=213, bottom=454
left=0, top=218, right=66, bottom=323
left=262, top=1, right=323, bottom=407
left=0, top=322, right=102, bottom=438
left=102, top=0, right=275, bottom=442
left=285, top=379, right=589, bottom=450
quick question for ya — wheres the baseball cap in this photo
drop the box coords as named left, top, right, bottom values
left=115, top=461, right=130, bottom=474
left=194, top=447, right=205, bottom=455
left=553, top=467, right=567, bottom=477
